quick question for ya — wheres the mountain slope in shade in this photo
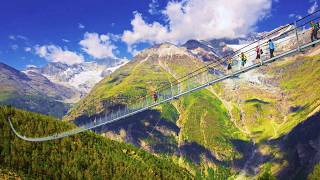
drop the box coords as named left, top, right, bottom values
left=0, top=62, right=78, bottom=117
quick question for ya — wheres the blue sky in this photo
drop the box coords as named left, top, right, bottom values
left=0, top=0, right=318, bottom=70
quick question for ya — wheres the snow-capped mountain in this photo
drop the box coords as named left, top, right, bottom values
left=25, top=59, right=128, bottom=96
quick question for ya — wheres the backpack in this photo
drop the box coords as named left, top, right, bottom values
left=260, top=49, right=264, bottom=54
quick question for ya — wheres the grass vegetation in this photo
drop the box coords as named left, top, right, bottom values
left=308, top=164, right=320, bottom=180
left=0, top=106, right=192, bottom=179
left=271, top=55, right=320, bottom=137
left=177, top=89, right=247, bottom=161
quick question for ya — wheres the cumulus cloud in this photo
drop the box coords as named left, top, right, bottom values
left=122, top=0, right=272, bottom=52
left=35, top=45, right=84, bottom=65
left=79, top=32, right=117, bottom=59
left=308, top=0, right=318, bottom=14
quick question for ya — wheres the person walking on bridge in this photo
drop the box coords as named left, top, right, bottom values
left=256, top=45, right=264, bottom=64
left=227, top=57, right=233, bottom=72
left=240, top=52, right=247, bottom=67
left=153, top=91, right=158, bottom=103
left=268, top=39, right=275, bottom=58
left=310, top=21, right=319, bottom=47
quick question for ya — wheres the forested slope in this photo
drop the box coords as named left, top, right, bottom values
left=0, top=106, right=192, bottom=179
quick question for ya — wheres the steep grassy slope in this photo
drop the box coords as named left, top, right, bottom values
left=65, top=44, right=248, bottom=178
left=65, top=43, right=320, bottom=179
left=0, top=106, right=192, bottom=179
left=212, top=48, right=320, bottom=179
left=217, top=51, right=320, bottom=142
left=272, top=55, right=320, bottom=137
left=66, top=44, right=203, bottom=121
left=177, top=89, right=247, bottom=161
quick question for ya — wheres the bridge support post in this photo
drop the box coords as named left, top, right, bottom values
left=170, top=83, right=173, bottom=98
left=205, top=70, right=209, bottom=84
left=295, top=21, right=301, bottom=52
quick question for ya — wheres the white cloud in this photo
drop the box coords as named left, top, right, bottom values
left=149, top=0, right=160, bottom=15
left=16, top=35, right=28, bottom=40
left=308, top=0, right=318, bottom=14
left=78, top=23, right=85, bottom=29
left=24, top=47, right=32, bottom=52
left=79, top=32, right=117, bottom=59
left=62, top=39, right=70, bottom=43
left=8, top=35, right=28, bottom=41
left=35, top=45, right=84, bottom=65
left=122, top=12, right=170, bottom=46
left=26, top=64, right=37, bottom=68
left=289, top=13, right=303, bottom=19
left=127, top=44, right=140, bottom=56
left=122, top=0, right=272, bottom=52
left=9, top=35, right=15, bottom=40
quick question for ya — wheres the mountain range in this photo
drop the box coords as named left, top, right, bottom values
left=0, top=58, right=128, bottom=117
left=25, top=59, right=128, bottom=97
left=0, top=23, right=319, bottom=179
left=64, top=27, right=320, bottom=179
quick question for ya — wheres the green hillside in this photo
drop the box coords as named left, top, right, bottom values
left=64, top=44, right=320, bottom=179
left=64, top=44, right=249, bottom=178
left=0, top=106, right=192, bottom=179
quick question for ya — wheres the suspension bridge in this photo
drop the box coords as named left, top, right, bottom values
left=8, top=11, right=320, bottom=142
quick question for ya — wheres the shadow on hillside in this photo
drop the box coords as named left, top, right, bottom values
left=73, top=109, right=320, bottom=178
left=227, top=112, right=320, bottom=178
left=73, top=110, right=272, bottom=169
left=229, top=112, right=320, bottom=179
left=178, top=141, right=223, bottom=165
left=270, top=112, right=320, bottom=180
left=92, top=109, right=179, bottom=154
left=73, top=109, right=257, bottom=167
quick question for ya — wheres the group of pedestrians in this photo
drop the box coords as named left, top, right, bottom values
left=227, top=39, right=275, bottom=71
left=154, top=20, right=318, bottom=104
